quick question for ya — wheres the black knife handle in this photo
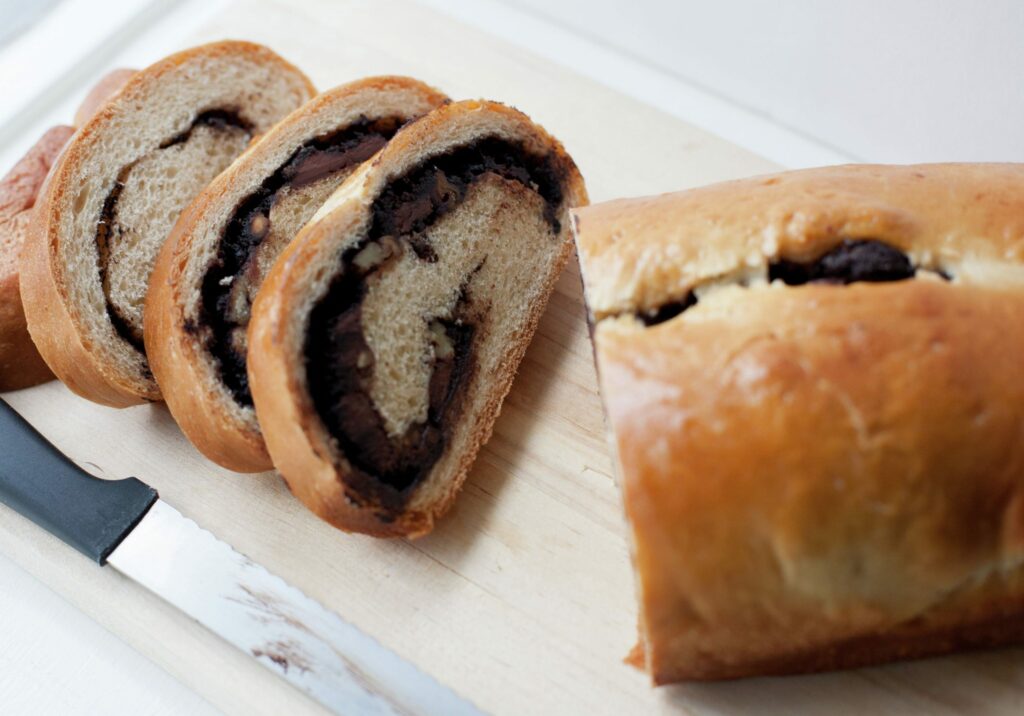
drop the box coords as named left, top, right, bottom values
left=0, top=399, right=157, bottom=564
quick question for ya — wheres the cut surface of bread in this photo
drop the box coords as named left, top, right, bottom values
left=248, top=100, right=587, bottom=536
left=21, top=41, right=314, bottom=406
left=1, top=69, right=136, bottom=392
left=571, top=163, right=1024, bottom=683
left=146, top=76, right=448, bottom=472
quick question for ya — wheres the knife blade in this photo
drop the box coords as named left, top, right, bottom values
left=0, top=399, right=482, bottom=716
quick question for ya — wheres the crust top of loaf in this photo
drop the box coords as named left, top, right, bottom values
left=571, top=163, right=1024, bottom=682
left=573, top=163, right=1024, bottom=319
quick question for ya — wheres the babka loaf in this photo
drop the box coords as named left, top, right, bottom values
left=571, top=164, right=1024, bottom=682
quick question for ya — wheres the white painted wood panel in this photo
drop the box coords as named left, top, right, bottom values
left=488, top=0, right=1024, bottom=163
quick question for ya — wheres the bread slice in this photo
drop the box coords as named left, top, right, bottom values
left=20, top=41, right=314, bottom=406
left=248, top=100, right=587, bottom=536
left=146, top=77, right=448, bottom=472
left=1, top=69, right=135, bottom=392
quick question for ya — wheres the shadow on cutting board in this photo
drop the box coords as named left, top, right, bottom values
left=663, top=646, right=1024, bottom=715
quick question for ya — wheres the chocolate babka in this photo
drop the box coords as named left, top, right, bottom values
left=146, top=77, right=447, bottom=471
left=572, top=163, right=1024, bottom=682
left=248, top=100, right=587, bottom=536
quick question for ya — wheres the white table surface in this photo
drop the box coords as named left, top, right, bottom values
left=1, top=1, right=1018, bottom=713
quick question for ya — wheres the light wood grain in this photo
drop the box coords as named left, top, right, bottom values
left=2, top=1, right=1022, bottom=714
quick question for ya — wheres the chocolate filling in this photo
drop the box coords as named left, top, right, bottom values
left=307, top=279, right=476, bottom=502
left=640, top=292, right=698, bottom=327
left=305, top=137, right=567, bottom=503
left=370, top=136, right=566, bottom=242
left=768, top=239, right=916, bottom=286
left=640, top=239, right=919, bottom=327
left=200, top=116, right=405, bottom=405
left=97, top=110, right=253, bottom=352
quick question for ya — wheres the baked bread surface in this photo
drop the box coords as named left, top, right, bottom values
left=2, top=69, right=136, bottom=392
left=146, top=76, right=448, bottom=472
left=20, top=41, right=314, bottom=407
left=248, top=100, right=587, bottom=536
left=0, top=126, right=74, bottom=391
left=571, top=163, right=1024, bottom=682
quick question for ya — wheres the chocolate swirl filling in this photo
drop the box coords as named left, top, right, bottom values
left=768, top=239, right=916, bottom=286
left=640, top=239, right=921, bottom=327
left=198, top=116, right=405, bottom=406
left=305, top=137, right=567, bottom=503
left=97, top=110, right=253, bottom=353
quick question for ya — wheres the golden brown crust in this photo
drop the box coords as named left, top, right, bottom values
left=20, top=185, right=135, bottom=404
left=0, top=259, right=52, bottom=392
left=147, top=77, right=448, bottom=473
left=663, top=598, right=1024, bottom=681
left=1, top=71, right=136, bottom=393
left=571, top=163, right=1024, bottom=683
left=577, top=163, right=1024, bottom=318
left=0, top=126, right=75, bottom=391
left=249, top=100, right=587, bottom=537
left=21, top=41, right=314, bottom=408
left=248, top=207, right=385, bottom=532
left=147, top=195, right=273, bottom=469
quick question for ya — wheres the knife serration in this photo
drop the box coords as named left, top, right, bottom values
left=107, top=500, right=481, bottom=716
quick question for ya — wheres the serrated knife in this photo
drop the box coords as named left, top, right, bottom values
left=0, top=399, right=482, bottom=715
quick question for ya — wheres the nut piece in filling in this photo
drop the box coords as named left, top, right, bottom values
left=248, top=100, right=588, bottom=536
left=145, top=77, right=449, bottom=472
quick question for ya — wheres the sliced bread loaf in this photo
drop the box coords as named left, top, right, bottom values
left=248, top=100, right=587, bottom=536
left=21, top=41, right=314, bottom=406
left=146, top=76, right=447, bottom=471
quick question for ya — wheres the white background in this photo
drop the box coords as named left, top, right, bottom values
left=495, top=0, right=1024, bottom=163
left=2, top=0, right=1022, bottom=713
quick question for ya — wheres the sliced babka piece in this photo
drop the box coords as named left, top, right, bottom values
left=21, top=41, right=313, bottom=406
left=248, top=100, right=587, bottom=536
left=146, top=77, right=447, bottom=471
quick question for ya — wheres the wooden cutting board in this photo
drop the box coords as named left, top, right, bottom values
left=2, top=1, right=1021, bottom=713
